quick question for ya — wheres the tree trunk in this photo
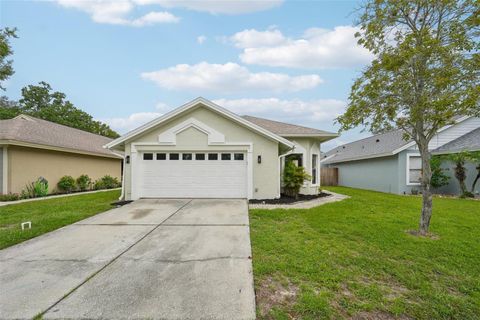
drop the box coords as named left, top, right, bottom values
left=471, top=165, right=480, bottom=194
left=418, top=142, right=433, bottom=235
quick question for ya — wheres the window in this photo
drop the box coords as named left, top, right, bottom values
left=195, top=153, right=205, bottom=160
left=182, top=153, right=193, bottom=160
left=143, top=153, right=153, bottom=160
left=407, top=155, right=422, bottom=185
left=234, top=153, right=244, bottom=161
left=208, top=153, right=218, bottom=160
left=285, top=153, right=303, bottom=167
left=169, top=153, right=179, bottom=160
left=221, top=153, right=231, bottom=160
left=312, top=154, right=318, bottom=185
left=156, top=153, right=166, bottom=160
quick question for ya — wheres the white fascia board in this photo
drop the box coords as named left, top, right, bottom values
left=390, top=115, right=473, bottom=155
left=104, top=97, right=294, bottom=149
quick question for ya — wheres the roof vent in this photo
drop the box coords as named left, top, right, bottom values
left=342, top=146, right=346, bottom=149
left=376, top=139, right=380, bottom=143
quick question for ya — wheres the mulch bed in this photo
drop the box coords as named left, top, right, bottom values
left=249, top=192, right=331, bottom=205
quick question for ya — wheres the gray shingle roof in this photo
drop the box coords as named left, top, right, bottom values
left=242, top=115, right=336, bottom=136
left=0, top=115, right=119, bottom=158
left=434, top=127, right=480, bottom=153
left=323, top=129, right=411, bottom=164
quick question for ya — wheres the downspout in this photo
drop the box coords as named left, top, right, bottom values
left=278, top=147, right=295, bottom=197
left=110, top=151, right=125, bottom=201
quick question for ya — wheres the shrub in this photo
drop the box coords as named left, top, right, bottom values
left=0, top=193, right=20, bottom=201
left=21, top=177, right=49, bottom=198
left=76, top=174, right=92, bottom=191
left=57, top=175, right=76, bottom=193
left=430, top=156, right=450, bottom=189
left=283, top=160, right=311, bottom=199
left=94, top=175, right=120, bottom=190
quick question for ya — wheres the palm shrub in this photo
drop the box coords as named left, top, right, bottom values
left=283, top=160, right=311, bottom=199
left=57, top=175, right=76, bottom=193
left=76, top=174, right=92, bottom=191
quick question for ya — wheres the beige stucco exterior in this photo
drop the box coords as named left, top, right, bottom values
left=4, top=145, right=121, bottom=194
left=283, top=137, right=322, bottom=195
left=123, top=106, right=282, bottom=200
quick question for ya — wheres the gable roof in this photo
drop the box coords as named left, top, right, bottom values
left=105, top=97, right=295, bottom=150
left=241, top=115, right=338, bottom=137
left=0, top=115, right=120, bottom=158
left=323, top=129, right=410, bottom=164
left=434, top=127, right=480, bottom=154
left=323, top=116, right=474, bottom=164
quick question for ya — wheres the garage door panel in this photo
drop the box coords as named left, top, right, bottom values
left=138, top=154, right=247, bottom=198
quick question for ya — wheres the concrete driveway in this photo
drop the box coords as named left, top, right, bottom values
left=0, top=199, right=255, bottom=319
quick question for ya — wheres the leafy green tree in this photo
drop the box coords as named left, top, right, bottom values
left=0, top=27, right=17, bottom=90
left=337, top=0, right=479, bottom=235
left=0, top=96, right=19, bottom=119
left=17, top=82, right=119, bottom=138
left=430, top=156, right=450, bottom=189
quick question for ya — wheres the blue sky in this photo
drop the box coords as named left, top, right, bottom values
left=2, top=0, right=372, bottom=150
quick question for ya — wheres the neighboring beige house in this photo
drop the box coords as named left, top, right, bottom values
left=0, top=115, right=122, bottom=195
left=106, top=97, right=337, bottom=200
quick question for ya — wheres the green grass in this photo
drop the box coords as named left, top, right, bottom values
left=250, top=187, right=480, bottom=320
left=0, top=190, right=121, bottom=249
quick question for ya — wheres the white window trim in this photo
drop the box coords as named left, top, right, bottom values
left=406, top=153, right=422, bottom=186
left=311, top=153, right=320, bottom=186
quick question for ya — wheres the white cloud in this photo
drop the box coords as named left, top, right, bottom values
left=55, top=0, right=281, bottom=25
left=133, top=0, right=283, bottom=14
left=141, top=62, right=323, bottom=93
left=230, top=28, right=285, bottom=48
left=56, top=0, right=179, bottom=26
left=101, top=102, right=170, bottom=132
left=102, top=111, right=163, bottom=133
left=213, top=97, right=346, bottom=126
left=197, top=35, right=207, bottom=44
left=229, top=26, right=373, bottom=69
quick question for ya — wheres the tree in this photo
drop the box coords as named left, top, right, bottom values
left=0, top=96, right=19, bottom=119
left=17, top=82, right=119, bottom=138
left=0, top=27, right=17, bottom=90
left=446, top=152, right=473, bottom=197
left=337, top=0, right=479, bottom=235
left=430, top=156, right=450, bottom=189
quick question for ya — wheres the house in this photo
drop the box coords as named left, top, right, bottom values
left=105, top=97, right=338, bottom=200
left=0, top=115, right=122, bottom=195
left=322, top=116, right=480, bottom=195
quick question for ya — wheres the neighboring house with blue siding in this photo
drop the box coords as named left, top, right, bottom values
left=322, top=116, right=480, bottom=196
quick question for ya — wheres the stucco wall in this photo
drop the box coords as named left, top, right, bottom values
left=7, top=145, right=121, bottom=194
left=434, top=161, right=478, bottom=195
left=285, top=138, right=321, bottom=195
left=330, top=155, right=400, bottom=194
left=0, top=147, right=3, bottom=194
left=397, top=150, right=479, bottom=195
left=123, top=106, right=280, bottom=200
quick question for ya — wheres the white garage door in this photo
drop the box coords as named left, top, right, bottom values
left=137, top=151, right=248, bottom=198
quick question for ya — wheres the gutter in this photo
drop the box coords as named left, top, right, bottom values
left=109, top=150, right=126, bottom=201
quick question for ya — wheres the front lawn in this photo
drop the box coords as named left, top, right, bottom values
left=250, top=187, right=480, bottom=319
left=0, top=190, right=121, bottom=249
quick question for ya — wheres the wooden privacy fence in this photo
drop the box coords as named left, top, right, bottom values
left=321, top=167, right=338, bottom=186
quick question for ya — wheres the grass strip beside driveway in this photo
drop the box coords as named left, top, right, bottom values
left=0, top=190, right=121, bottom=249
left=249, top=187, right=480, bottom=320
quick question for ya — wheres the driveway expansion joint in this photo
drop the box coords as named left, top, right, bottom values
left=36, top=199, right=194, bottom=318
